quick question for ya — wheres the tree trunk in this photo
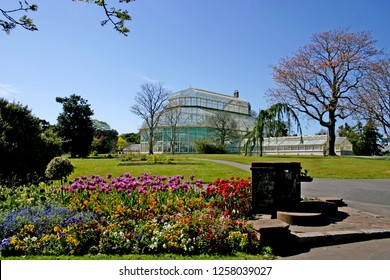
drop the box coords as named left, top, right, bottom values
left=148, top=130, right=154, bottom=155
left=170, top=129, right=175, bottom=154
left=328, top=111, right=336, bottom=156
left=328, top=121, right=337, bottom=156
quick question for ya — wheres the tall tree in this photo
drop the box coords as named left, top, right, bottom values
left=130, top=81, right=170, bottom=154
left=207, top=111, right=239, bottom=146
left=267, top=29, right=383, bottom=156
left=361, top=119, right=384, bottom=156
left=338, top=123, right=364, bottom=155
left=1, top=0, right=134, bottom=35
left=244, top=103, right=302, bottom=156
left=56, top=94, right=94, bottom=158
left=0, top=98, right=62, bottom=186
left=338, top=120, right=383, bottom=156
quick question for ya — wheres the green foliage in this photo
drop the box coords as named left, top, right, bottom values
left=338, top=120, right=384, bottom=156
left=45, top=157, right=74, bottom=184
left=116, top=136, right=128, bottom=152
left=92, top=120, right=118, bottom=154
left=147, top=154, right=174, bottom=164
left=244, top=103, right=302, bottom=156
left=195, top=140, right=227, bottom=154
left=56, top=94, right=94, bottom=158
left=0, top=98, right=61, bottom=187
left=119, top=132, right=140, bottom=144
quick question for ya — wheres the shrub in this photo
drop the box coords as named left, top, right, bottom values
left=45, top=157, right=74, bottom=184
left=195, top=140, right=226, bottom=154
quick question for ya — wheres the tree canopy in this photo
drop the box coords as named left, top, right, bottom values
left=0, top=0, right=134, bottom=35
left=267, top=28, right=385, bottom=156
left=338, top=120, right=384, bottom=156
left=56, top=94, right=94, bottom=158
left=0, top=98, right=62, bottom=186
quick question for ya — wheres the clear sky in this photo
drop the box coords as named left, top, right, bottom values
left=1, top=0, right=389, bottom=135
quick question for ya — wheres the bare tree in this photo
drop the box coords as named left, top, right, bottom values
left=207, top=111, right=239, bottom=146
left=355, top=57, right=390, bottom=140
left=130, top=81, right=170, bottom=154
left=161, top=99, right=186, bottom=154
left=267, top=29, right=383, bottom=156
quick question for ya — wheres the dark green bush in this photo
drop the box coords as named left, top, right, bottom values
left=194, top=140, right=226, bottom=154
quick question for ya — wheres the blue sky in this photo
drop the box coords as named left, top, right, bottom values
left=1, top=0, right=389, bottom=135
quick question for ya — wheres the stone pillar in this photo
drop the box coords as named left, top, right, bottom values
left=251, top=162, right=301, bottom=216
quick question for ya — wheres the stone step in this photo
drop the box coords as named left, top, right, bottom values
left=317, top=197, right=346, bottom=206
left=277, top=211, right=322, bottom=225
left=299, top=201, right=339, bottom=215
left=249, top=218, right=291, bottom=248
left=250, top=218, right=290, bottom=232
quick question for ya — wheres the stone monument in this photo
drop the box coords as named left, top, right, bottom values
left=251, top=162, right=302, bottom=216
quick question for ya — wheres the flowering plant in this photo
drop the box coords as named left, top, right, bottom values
left=204, top=177, right=252, bottom=218
left=0, top=172, right=265, bottom=257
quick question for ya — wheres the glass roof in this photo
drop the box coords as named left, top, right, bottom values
left=168, top=88, right=251, bottom=115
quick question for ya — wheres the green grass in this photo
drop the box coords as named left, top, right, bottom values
left=177, top=154, right=390, bottom=179
left=68, top=154, right=390, bottom=182
left=69, top=157, right=251, bottom=183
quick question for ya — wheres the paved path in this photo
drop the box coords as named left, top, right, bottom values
left=191, top=158, right=251, bottom=172
left=279, top=238, right=390, bottom=260
left=301, top=179, right=390, bottom=217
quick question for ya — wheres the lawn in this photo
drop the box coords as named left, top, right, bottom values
left=69, top=154, right=390, bottom=180
left=69, top=156, right=251, bottom=183
left=185, top=154, right=390, bottom=179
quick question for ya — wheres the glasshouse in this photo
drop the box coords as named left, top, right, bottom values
left=259, top=135, right=353, bottom=156
left=139, top=88, right=255, bottom=153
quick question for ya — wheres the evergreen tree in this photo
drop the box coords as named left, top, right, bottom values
left=56, top=94, right=94, bottom=158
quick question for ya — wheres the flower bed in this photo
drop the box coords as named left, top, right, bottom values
left=0, top=173, right=262, bottom=257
